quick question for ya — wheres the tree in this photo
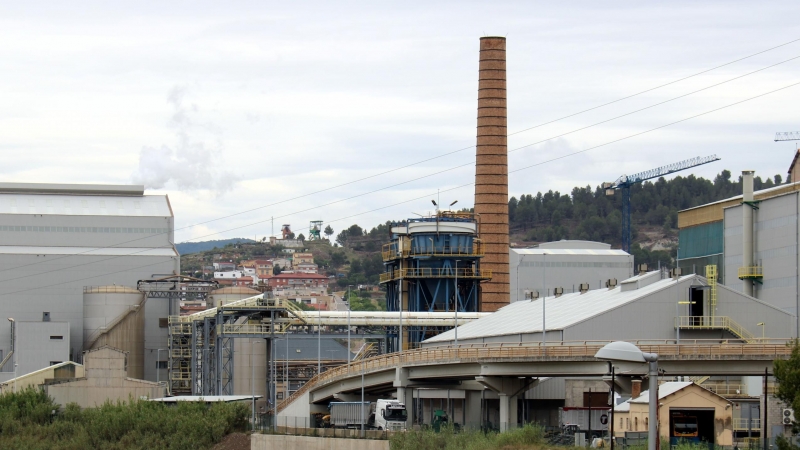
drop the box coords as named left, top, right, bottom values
left=287, top=232, right=295, bottom=240
left=330, top=251, right=346, bottom=268
left=273, top=264, right=282, bottom=275
left=297, top=233, right=305, bottom=242
left=324, top=225, right=334, bottom=238
left=774, top=341, right=800, bottom=450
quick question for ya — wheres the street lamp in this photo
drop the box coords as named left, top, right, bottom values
left=454, top=260, right=460, bottom=346
left=542, top=253, right=547, bottom=348
left=757, top=322, right=765, bottom=340
left=252, top=340, right=263, bottom=430
left=596, top=342, right=659, bottom=450
left=347, top=285, right=353, bottom=366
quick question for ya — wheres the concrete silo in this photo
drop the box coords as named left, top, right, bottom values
left=208, top=287, right=267, bottom=407
left=83, top=286, right=145, bottom=379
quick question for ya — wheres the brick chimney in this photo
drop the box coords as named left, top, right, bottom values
left=474, top=36, right=510, bottom=312
left=631, top=379, right=642, bottom=399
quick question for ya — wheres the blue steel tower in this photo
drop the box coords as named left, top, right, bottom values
left=380, top=212, right=491, bottom=351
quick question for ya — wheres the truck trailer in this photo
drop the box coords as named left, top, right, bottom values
left=328, top=399, right=407, bottom=431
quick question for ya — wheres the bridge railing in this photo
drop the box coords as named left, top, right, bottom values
left=276, top=340, right=793, bottom=414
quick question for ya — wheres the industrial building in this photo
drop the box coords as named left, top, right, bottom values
left=678, top=174, right=800, bottom=329
left=424, top=271, right=791, bottom=346
left=509, top=241, right=633, bottom=303
left=0, top=183, right=179, bottom=382
left=380, top=211, right=491, bottom=350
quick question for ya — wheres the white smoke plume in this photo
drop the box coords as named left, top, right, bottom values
left=132, top=86, right=235, bottom=193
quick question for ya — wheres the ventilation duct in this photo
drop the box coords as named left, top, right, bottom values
left=605, top=278, right=618, bottom=289
left=553, top=287, right=564, bottom=297
left=579, top=283, right=590, bottom=294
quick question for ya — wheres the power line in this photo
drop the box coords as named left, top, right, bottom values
left=2, top=57, right=797, bottom=283
left=3, top=78, right=798, bottom=295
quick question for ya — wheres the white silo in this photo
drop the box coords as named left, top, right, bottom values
left=208, top=287, right=267, bottom=407
left=83, top=285, right=145, bottom=379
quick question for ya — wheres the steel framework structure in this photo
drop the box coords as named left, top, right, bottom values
left=137, top=275, right=219, bottom=395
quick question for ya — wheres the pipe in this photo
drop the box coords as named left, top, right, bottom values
left=474, top=36, right=510, bottom=313
left=743, top=170, right=755, bottom=297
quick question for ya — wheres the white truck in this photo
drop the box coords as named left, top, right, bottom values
left=328, top=399, right=407, bottom=431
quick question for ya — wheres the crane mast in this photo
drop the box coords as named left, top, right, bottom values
left=604, top=154, right=721, bottom=253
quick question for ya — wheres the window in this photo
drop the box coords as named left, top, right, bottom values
left=159, top=318, right=168, bottom=328
left=645, top=417, right=648, bottom=429
left=634, top=417, right=638, bottom=431
left=277, top=392, right=284, bottom=400
left=156, top=361, right=167, bottom=369
left=50, top=336, right=63, bottom=340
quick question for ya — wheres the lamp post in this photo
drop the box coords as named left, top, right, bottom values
left=542, top=253, right=547, bottom=348
left=516, top=255, right=523, bottom=302
left=252, top=340, right=263, bottom=430
left=454, top=260, right=459, bottom=346
left=347, top=285, right=353, bottom=366
left=757, top=322, right=765, bottom=340
left=596, top=342, right=658, bottom=450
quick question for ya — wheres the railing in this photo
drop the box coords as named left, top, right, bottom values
left=379, top=268, right=492, bottom=283
left=738, top=266, right=764, bottom=279
left=381, top=241, right=485, bottom=261
left=675, top=316, right=756, bottom=342
left=733, top=418, right=761, bottom=430
left=702, top=383, right=745, bottom=396
left=276, top=339, right=793, bottom=414
left=219, top=323, right=290, bottom=335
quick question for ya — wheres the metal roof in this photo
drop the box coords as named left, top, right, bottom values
left=630, top=381, right=692, bottom=403
left=424, top=273, right=695, bottom=343
left=149, top=395, right=261, bottom=403
left=274, top=336, right=353, bottom=361
left=512, top=248, right=630, bottom=256
left=0, top=246, right=177, bottom=257
left=0, top=183, right=144, bottom=196
left=0, top=193, right=171, bottom=217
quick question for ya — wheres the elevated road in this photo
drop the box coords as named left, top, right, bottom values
left=277, top=340, right=792, bottom=416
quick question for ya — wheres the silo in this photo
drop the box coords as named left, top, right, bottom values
left=83, top=285, right=145, bottom=379
left=208, top=287, right=267, bottom=406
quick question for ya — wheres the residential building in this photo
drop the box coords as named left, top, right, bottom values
left=294, top=263, right=319, bottom=274
left=293, top=252, right=314, bottom=265
left=213, top=262, right=236, bottom=271
left=267, top=273, right=329, bottom=290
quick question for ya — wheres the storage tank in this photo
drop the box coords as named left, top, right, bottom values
left=83, top=285, right=145, bottom=379
left=208, top=287, right=268, bottom=408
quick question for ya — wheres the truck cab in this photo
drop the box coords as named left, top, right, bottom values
left=374, top=399, right=407, bottom=431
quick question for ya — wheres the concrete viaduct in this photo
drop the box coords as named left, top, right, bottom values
left=277, top=340, right=793, bottom=430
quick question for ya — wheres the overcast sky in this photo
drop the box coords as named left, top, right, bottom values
left=1, top=2, right=799, bottom=243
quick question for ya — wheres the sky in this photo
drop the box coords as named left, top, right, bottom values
left=1, top=1, right=799, bottom=243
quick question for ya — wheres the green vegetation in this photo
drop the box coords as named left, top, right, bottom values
left=774, top=340, right=800, bottom=450
left=389, top=424, right=544, bottom=450
left=0, top=387, right=249, bottom=450
left=345, top=290, right=386, bottom=311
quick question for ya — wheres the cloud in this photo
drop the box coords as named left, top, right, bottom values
left=132, top=86, right=234, bottom=193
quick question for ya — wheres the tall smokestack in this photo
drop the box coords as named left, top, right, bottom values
left=742, top=170, right=755, bottom=297
left=474, top=37, right=510, bottom=312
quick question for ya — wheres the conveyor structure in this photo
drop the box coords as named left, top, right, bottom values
left=168, top=291, right=488, bottom=399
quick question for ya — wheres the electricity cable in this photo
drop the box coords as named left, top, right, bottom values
left=2, top=78, right=798, bottom=294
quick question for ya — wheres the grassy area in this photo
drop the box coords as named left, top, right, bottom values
left=0, top=388, right=249, bottom=450
left=389, top=424, right=545, bottom=450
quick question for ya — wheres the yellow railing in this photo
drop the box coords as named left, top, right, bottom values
left=381, top=241, right=485, bottom=261
left=276, top=340, right=793, bottom=414
left=219, top=323, right=291, bottom=335
left=733, top=418, right=761, bottom=430
left=675, top=316, right=756, bottom=342
left=379, top=268, right=492, bottom=283
left=706, top=265, right=717, bottom=315
left=738, top=266, right=764, bottom=279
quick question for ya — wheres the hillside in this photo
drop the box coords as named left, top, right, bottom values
left=178, top=170, right=785, bottom=282
left=175, top=238, right=256, bottom=255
